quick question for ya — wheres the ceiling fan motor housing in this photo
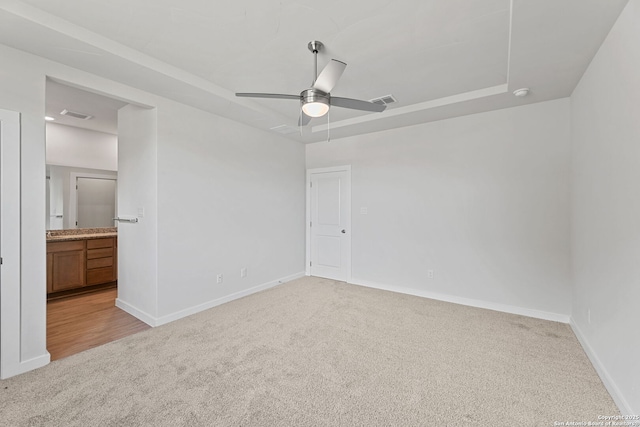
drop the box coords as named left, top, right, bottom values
left=301, top=89, right=330, bottom=117
left=301, top=89, right=329, bottom=104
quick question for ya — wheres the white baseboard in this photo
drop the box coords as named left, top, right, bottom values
left=118, top=271, right=305, bottom=328
left=115, top=299, right=158, bottom=327
left=154, top=271, right=305, bottom=326
left=1, top=353, right=50, bottom=379
left=349, top=277, right=570, bottom=324
left=570, top=318, right=634, bottom=415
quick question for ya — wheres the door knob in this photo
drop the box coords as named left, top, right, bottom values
left=341, top=229, right=346, bottom=234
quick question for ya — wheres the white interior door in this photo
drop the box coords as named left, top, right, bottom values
left=308, top=167, right=351, bottom=281
left=0, top=109, right=21, bottom=379
left=76, top=177, right=117, bottom=228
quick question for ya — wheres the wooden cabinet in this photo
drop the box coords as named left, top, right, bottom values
left=47, top=240, right=86, bottom=293
left=46, top=252, right=53, bottom=293
left=86, top=237, right=116, bottom=285
left=46, top=236, right=117, bottom=296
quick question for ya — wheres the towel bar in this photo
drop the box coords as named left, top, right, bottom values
left=113, top=217, right=139, bottom=223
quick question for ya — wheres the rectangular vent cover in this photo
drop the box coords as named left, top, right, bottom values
left=270, top=124, right=298, bottom=135
left=369, top=94, right=397, bottom=106
left=60, top=109, right=93, bottom=120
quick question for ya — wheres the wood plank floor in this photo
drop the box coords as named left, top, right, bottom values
left=47, top=287, right=151, bottom=361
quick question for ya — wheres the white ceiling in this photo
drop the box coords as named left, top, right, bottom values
left=0, top=0, right=630, bottom=143
left=46, top=79, right=127, bottom=134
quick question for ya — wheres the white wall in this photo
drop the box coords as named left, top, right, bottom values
left=570, top=0, right=640, bottom=415
left=46, top=122, right=117, bottom=171
left=307, top=99, right=572, bottom=320
left=0, top=44, right=49, bottom=368
left=155, top=102, right=305, bottom=320
left=116, top=104, right=159, bottom=321
left=0, top=42, right=305, bottom=374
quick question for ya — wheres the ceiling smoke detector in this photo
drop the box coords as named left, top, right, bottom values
left=513, top=88, right=530, bottom=97
left=60, top=109, right=93, bottom=120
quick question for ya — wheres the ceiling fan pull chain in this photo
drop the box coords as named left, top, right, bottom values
left=299, top=109, right=303, bottom=136
left=327, top=106, right=331, bottom=143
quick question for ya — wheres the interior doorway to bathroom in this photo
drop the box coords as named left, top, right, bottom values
left=44, top=79, right=148, bottom=361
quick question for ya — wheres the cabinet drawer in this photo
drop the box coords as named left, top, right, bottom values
left=87, top=257, right=113, bottom=270
left=47, top=240, right=84, bottom=253
left=87, top=247, right=113, bottom=259
left=87, top=267, right=115, bottom=285
left=87, top=238, right=114, bottom=249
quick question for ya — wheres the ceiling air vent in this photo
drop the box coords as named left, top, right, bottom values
left=369, top=94, right=397, bottom=106
left=270, top=124, right=299, bottom=135
left=60, top=109, right=93, bottom=120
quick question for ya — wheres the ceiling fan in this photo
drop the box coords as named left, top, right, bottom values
left=236, top=41, right=386, bottom=126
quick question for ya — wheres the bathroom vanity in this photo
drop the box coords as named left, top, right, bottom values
left=46, top=228, right=117, bottom=297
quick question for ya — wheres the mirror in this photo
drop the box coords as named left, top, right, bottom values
left=46, top=165, right=117, bottom=230
left=76, top=177, right=117, bottom=228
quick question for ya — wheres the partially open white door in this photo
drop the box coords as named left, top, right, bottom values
left=307, top=166, right=351, bottom=282
left=0, top=109, right=21, bottom=379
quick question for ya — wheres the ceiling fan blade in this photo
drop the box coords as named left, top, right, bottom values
left=330, top=96, right=386, bottom=112
left=312, top=59, right=347, bottom=93
left=298, top=112, right=312, bottom=127
left=235, top=93, right=300, bottom=100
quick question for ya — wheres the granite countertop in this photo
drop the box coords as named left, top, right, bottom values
left=46, top=227, right=117, bottom=242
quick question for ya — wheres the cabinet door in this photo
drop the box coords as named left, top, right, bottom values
left=51, top=250, right=86, bottom=292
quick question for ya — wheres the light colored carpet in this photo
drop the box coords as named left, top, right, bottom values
left=0, top=276, right=618, bottom=426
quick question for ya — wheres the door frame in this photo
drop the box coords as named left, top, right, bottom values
left=0, top=109, right=24, bottom=379
left=305, top=165, right=352, bottom=282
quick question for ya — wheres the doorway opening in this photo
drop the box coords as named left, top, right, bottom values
left=44, top=79, right=148, bottom=361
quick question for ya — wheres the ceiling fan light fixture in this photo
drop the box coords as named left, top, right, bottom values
left=302, top=100, right=330, bottom=117
left=301, top=89, right=330, bottom=117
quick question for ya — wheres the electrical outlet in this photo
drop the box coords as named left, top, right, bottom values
left=216, top=274, right=223, bottom=284
left=240, top=267, right=247, bottom=278
left=428, top=269, right=434, bottom=279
